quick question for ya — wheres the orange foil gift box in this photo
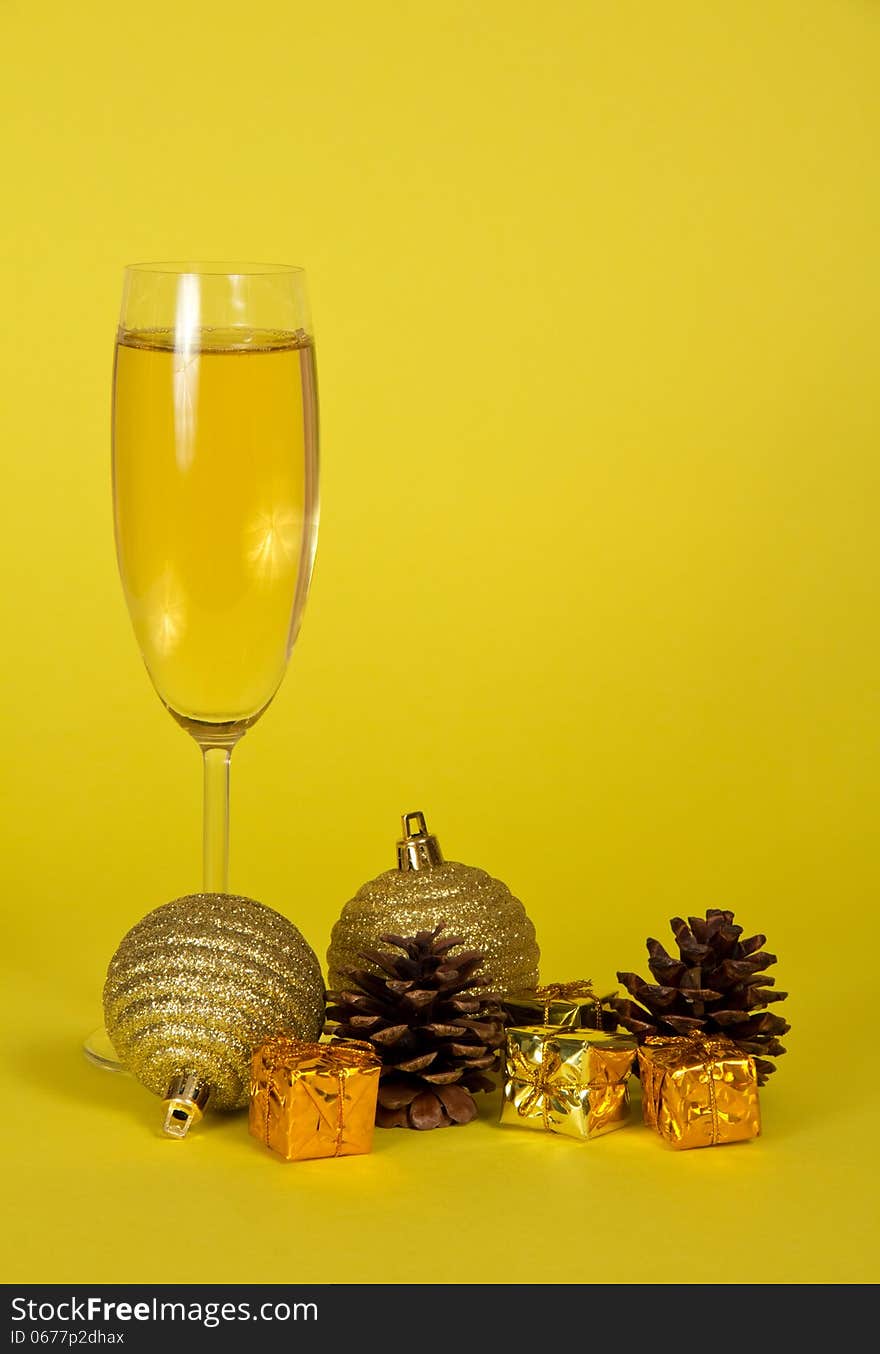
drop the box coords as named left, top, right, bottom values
left=638, top=1034, right=761, bottom=1150
left=250, top=1038, right=381, bottom=1161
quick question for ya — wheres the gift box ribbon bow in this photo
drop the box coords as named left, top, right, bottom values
left=533, top=979, right=599, bottom=1024
left=256, top=1038, right=380, bottom=1157
left=646, top=1032, right=740, bottom=1062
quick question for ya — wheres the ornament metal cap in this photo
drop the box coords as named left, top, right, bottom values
left=162, top=1073, right=211, bottom=1139
left=396, top=811, right=444, bottom=872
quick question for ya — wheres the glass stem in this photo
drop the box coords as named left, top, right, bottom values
left=202, top=746, right=231, bottom=892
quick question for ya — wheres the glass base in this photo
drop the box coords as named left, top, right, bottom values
left=83, top=1026, right=124, bottom=1072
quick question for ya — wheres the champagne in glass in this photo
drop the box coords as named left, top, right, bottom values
left=114, top=325, right=317, bottom=742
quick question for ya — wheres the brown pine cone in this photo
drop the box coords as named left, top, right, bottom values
left=612, top=908, right=790, bottom=1084
left=325, top=925, right=506, bottom=1129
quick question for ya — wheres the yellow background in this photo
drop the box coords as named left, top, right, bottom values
left=2, top=0, right=878, bottom=1285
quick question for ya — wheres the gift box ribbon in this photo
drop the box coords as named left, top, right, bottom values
left=533, top=979, right=599, bottom=1025
left=256, top=1039, right=380, bottom=1157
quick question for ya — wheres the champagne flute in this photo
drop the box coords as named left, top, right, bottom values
left=85, top=262, right=319, bottom=1067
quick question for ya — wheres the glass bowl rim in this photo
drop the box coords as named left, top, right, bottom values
left=124, top=261, right=306, bottom=277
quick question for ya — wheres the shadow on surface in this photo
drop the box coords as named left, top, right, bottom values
left=11, top=1036, right=243, bottom=1137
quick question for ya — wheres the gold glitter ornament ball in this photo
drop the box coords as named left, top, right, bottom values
left=327, top=813, right=540, bottom=995
left=104, top=894, right=324, bottom=1133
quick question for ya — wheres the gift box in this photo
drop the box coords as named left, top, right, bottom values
left=250, top=1038, right=381, bottom=1161
left=503, top=981, right=618, bottom=1032
left=500, top=1025, right=637, bottom=1140
left=638, top=1034, right=761, bottom=1150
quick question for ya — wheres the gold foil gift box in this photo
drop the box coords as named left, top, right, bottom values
left=638, top=1035, right=761, bottom=1150
left=250, top=1038, right=381, bottom=1162
left=503, top=981, right=619, bottom=1032
left=500, top=1025, right=637, bottom=1140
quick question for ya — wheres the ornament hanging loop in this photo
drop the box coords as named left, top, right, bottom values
left=397, top=811, right=444, bottom=871
left=162, top=1073, right=211, bottom=1139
